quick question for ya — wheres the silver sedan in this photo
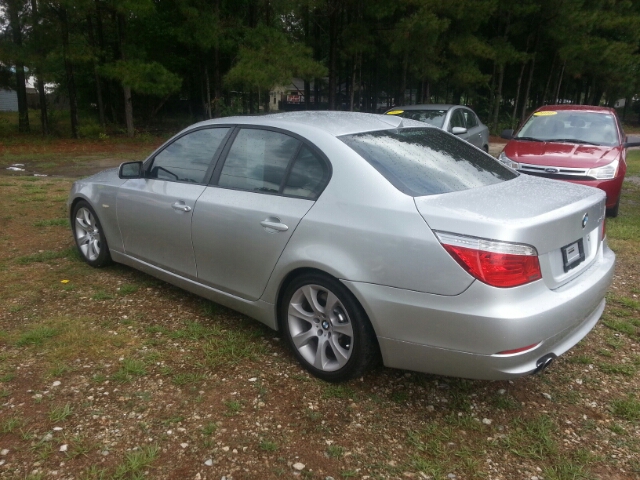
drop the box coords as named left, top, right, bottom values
left=68, top=112, right=614, bottom=382
left=385, top=104, right=490, bottom=152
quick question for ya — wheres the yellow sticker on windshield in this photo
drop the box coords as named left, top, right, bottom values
left=533, top=111, right=558, bottom=116
left=386, top=110, right=404, bottom=115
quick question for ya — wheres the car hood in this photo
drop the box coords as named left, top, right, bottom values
left=504, top=140, right=620, bottom=168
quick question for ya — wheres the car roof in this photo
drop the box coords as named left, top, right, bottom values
left=535, top=104, right=615, bottom=114
left=387, top=104, right=455, bottom=111
left=194, top=111, right=428, bottom=137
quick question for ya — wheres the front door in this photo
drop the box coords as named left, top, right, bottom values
left=117, top=127, right=231, bottom=278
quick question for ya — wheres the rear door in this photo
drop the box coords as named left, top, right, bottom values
left=116, top=127, right=231, bottom=278
left=192, top=127, right=331, bottom=300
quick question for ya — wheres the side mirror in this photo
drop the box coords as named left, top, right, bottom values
left=501, top=129, right=514, bottom=140
left=451, top=126, right=467, bottom=135
left=623, top=141, right=640, bottom=148
left=119, top=161, right=143, bottom=179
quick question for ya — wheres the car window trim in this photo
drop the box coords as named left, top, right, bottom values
left=144, top=125, right=235, bottom=185
left=209, top=124, right=333, bottom=201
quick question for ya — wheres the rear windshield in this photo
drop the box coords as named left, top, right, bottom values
left=340, top=128, right=516, bottom=197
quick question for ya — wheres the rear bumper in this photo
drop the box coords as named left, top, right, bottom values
left=344, top=243, right=615, bottom=380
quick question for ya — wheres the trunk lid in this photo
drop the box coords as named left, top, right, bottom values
left=414, top=175, right=606, bottom=289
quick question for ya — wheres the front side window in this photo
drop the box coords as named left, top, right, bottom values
left=340, top=128, right=516, bottom=197
left=218, top=129, right=301, bottom=193
left=450, top=109, right=466, bottom=129
left=462, top=110, right=478, bottom=128
left=149, top=128, right=230, bottom=183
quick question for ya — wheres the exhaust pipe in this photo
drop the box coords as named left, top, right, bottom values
left=533, top=353, right=556, bottom=375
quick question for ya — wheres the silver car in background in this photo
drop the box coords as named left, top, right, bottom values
left=385, top=104, right=490, bottom=152
left=69, top=112, right=614, bottom=382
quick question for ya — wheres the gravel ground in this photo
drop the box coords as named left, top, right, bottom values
left=0, top=146, right=639, bottom=480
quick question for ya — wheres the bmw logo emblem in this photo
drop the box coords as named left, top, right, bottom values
left=582, top=213, right=588, bottom=228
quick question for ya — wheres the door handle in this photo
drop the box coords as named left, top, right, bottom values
left=260, top=217, right=289, bottom=233
left=172, top=202, right=192, bottom=212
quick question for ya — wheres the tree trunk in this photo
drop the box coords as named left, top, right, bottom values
left=520, top=52, right=538, bottom=125
left=512, top=60, right=526, bottom=127
left=7, top=0, right=30, bottom=133
left=60, top=7, right=79, bottom=138
left=204, top=64, right=212, bottom=119
left=491, top=63, right=505, bottom=134
left=327, top=0, right=339, bottom=110
left=117, top=13, right=134, bottom=137
left=36, top=78, right=49, bottom=135
left=542, top=53, right=557, bottom=105
left=86, top=15, right=105, bottom=128
left=554, top=60, right=566, bottom=104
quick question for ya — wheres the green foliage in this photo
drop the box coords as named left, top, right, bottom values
left=100, top=60, right=182, bottom=97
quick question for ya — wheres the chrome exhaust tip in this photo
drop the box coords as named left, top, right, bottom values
left=533, top=353, right=556, bottom=375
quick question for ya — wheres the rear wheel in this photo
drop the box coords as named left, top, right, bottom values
left=72, top=200, right=112, bottom=268
left=280, top=273, right=378, bottom=382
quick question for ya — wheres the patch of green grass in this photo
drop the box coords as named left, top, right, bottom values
left=171, top=372, right=206, bottom=386
left=79, top=465, right=108, bottom=480
left=500, top=415, right=557, bottom=460
left=260, top=439, right=279, bottom=452
left=16, top=326, right=61, bottom=346
left=611, top=396, right=640, bottom=421
left=322, top=384, right=355, bottom=400
left=202, top=422, right=217, bottom=436
left=327, top=444, right=345, bottom=458
left=224, top=400, right=242, bottom=415
left=48, top=362, right=72, bottom=377
left=49, top=403, right=73, bottom=422
left=1, top=416, right=24, bottom=433
left=119, top=284, right=139, bottom=295
left=112, top=444, right=160, bottom=479
left=568, top=355, right=593, bottom=365
left=91, top=290, right=113, bottom=301
left=199, top=329, right=267, bottom=367
left=34, top=218, right=68, bottom=227
left=0, top=372, right=16, bottom=383
left=603, top=319, right=638, bottom=337
left=111, top=359, right=147, bottom=383
left=15, top=247, right=76, bottom=265
left=170, top=320, right=221, bottom=340
left=598, top=362, right=637, bottom=376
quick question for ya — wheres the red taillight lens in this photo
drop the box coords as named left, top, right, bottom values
left=436, top=232, right=542, bottom=288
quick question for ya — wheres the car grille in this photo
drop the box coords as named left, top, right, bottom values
left=517, top=163, right=593, bottom=181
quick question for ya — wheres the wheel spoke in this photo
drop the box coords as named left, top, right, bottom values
left=328, top=335, right=350, bottom=368
left=288, top=302, right=315, bottom=323
left=291, top=328, right=317, bottom=349
left=77, top=233, right=90, bottom=246
left=76, top=216, right=90, bottom=232
left=332, top=321, right=353, bottom=337
left=313, top=336, right=329, bottom=369
left=89, top=238, right=100, bottom=258
left=300, top=285, right=323, bottom=315
left=324, top=291, right=340, bottom=313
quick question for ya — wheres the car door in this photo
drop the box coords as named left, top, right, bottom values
left=461, top=109, right=484, bottom=148
left=116, top=127, right=231, bottom=278
left=449, top=108, right=472, bottom=144
left=192, top=127, right=330, bottom=301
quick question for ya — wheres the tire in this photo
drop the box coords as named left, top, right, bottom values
left=483, top=144, right=489, bottom=153
left=280, top=272, right=378, bottom=382
left=606, top=196, right=620, bottom=218
left=71, top=200, right=112, bottom=268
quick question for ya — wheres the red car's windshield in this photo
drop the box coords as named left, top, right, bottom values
left=516, top=111, right=618, bottom=147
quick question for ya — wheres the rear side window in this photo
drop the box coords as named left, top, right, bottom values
left=340, top=128, right=516, bottom=197
left=219, top=129, right=301, bottom=193
left=283, top=146, right=330, bottom=198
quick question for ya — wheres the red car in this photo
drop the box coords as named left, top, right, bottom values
left=499, top=105, right=640, bottom=217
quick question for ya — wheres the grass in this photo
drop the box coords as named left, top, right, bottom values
left=611, top=396, right=640, bottom=421
left=112, top=359, right=147, bottom=383
left=112, top=444, right=160, bottom=479
left=14, top=247, right=77, bottom=265
left=33, top=218, right=69, bottom=227
left=49, top=403, right=73, bottom=422
left=16, top=325, right=61, bottom=346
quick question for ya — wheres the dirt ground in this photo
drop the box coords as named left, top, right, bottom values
left=0, top=139, right=639, bottom=480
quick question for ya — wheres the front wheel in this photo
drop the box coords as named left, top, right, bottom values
left=606, top=196, right=620, bottom=218
left=280, top=273, right=378, bottom=382
left=71, top=200, right=112, bottom=267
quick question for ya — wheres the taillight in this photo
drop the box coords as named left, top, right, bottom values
left=435, top=231, right=542, bottom=288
